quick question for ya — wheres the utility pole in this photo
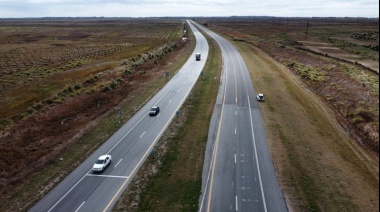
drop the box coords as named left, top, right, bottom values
left=305, top=20, right=309, bottom=39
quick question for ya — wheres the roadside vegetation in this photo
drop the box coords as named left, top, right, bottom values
left=0, top=18, right=193, bottom=211
left=1, top=17, right=378, bottom=212
left=113, top=31, right=221, bottom=211
left=199, top=17, right=379, bottom=153
left=196, top=17, right=378, bottom=211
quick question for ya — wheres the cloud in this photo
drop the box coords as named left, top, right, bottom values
left=0, top=0, right=378, bottom=18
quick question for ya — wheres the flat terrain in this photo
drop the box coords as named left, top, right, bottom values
left=0, top=18, right=191, bottom=211
left=200, top=17, right=379, bottom=153
left=112, top=18, right=378, bottom=212
left=0, top=17, right=378, bottom=212
left=114, top=30, right=221, bottom=212
left=197, top=17, right=379, bottom=211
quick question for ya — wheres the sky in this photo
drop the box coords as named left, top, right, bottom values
left=0, top=0, right=378, bottom=18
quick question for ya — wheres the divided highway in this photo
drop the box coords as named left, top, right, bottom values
left=30, top=20, right=208, bottom=212
left=193, top=22, right=288, bottom=212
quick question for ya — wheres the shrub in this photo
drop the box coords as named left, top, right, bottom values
left=74, top=84, right=82, bottom=90
left=32, top=103, right=44, bottom=110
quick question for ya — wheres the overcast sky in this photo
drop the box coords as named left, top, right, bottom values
left=0, top=0, right=378, bottom=18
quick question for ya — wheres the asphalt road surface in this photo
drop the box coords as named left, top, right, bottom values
left=193, top=22, right=288, bottom=212
left=30, top=20, right=208, bottom=212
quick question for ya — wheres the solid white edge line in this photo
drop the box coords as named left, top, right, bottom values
left=238, top=48, right=268, bottom=211
left=247, top=95, right=267, bottom=212
left=221, top=31, right=268, bottom=211
left=47, top=174, right=88, bottom=212
left=74, top=201, right=85, bottom=212
left=203, top=22, right=268, bottom=211
left=114, top=158, right=122, bottom=168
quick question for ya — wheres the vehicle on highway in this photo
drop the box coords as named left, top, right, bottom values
left=92, top=155, right=112, bottom=172
left=149, top=106, right=160, bottom=116
left=195, top=53, right=201, bottom=61
left=256, top=93, right=265, bottom=101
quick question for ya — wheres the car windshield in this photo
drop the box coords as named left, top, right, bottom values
left=95, top=159, right=105, bottom=164
left=150, top=108, right=157, bottom=111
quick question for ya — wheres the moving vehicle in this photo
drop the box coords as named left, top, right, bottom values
left=92, top=155, right=112, bottom=173
left=256, top=93, right=265, bottom=101
left=195, top=53, right=201, bottom=61
left=149, top=106, right=160, bottom=116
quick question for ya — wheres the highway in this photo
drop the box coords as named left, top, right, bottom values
left=193, top=22, right=288, bottom=212
left=30, top=20, right=208, bottom=212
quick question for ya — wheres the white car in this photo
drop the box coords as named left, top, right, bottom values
left=256, top=93, right=265, bottom=101
left=92, top=155, right=112, bottom=172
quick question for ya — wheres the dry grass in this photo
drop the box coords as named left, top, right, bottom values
left=204, top=17, right=379, bottom=153
left=0, top=18, right=182, bottom=123
left=0, top=19, right=192, bottom=211
left=234, top=41, right=379, bottom=211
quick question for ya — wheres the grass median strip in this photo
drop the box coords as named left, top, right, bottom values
left=113, top=34, right=221, bottom=211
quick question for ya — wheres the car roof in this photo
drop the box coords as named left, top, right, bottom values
left=98, top=155, right=110, bottom=160
left=258, top=93, right=264, bottom=96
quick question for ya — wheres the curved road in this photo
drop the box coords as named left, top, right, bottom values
left=194, top=22, right=288, bottom=212
left=30, top=20, right=208, bottom=212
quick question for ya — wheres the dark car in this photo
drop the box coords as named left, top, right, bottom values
left=149, top=106, right=160, bottom=116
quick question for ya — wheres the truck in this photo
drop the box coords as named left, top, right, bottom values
left=195, top=53, right=201, bottom=61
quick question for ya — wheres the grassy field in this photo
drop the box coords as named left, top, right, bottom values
left=113, top=30, right=222, bottom=211
left=199, top=17, right=379, bottom=153
left=0, top=18, right=194, bottom=211
left=201, top=17, right=379, bottom=210
left=0, top=18, right=182, bottom=123
left=1, top=17, right=378, bottom=212
left=111, top=19, right=379, bottom=212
